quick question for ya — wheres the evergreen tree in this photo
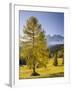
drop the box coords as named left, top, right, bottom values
left=62, top=49, right=64, bottom=65
left=20, top=16, right=49, bottom=76
left=53, top=51, right=58, bottom=66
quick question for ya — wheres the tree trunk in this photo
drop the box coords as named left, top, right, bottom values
left=32, top=28, right=36, bottom=73
left=31, top=61, right=40, bottom=76
left=33, top=60, right=35, bottom=73
left=31, top=27, right=40, bottom=76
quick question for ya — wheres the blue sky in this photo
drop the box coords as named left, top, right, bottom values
left=19, top=10, right=64, bottom=37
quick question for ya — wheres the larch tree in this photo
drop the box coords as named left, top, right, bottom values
left=20, top=16, right=49, bottom=76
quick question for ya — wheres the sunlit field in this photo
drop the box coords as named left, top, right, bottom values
left=19, top=58, right=64, bottom=79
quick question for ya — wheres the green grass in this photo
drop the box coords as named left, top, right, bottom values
left=19, top=58, right=64, bottom=79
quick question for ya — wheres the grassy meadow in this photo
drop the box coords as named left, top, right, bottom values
left=19, top=15, right=64, bottom=79
left=19, top=58, right=64, bottom=79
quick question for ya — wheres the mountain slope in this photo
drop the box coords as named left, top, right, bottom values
left=46, top=35, right=64, bottom=46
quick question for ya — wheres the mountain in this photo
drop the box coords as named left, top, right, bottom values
left=46, top=35, right=64, bottom=46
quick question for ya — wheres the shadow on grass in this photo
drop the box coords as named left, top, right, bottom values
left=31, top=72, right=40, bottom=76
left=19, top=72, right=64, bottom=79
left=48, top=72, right=64, bottom=78
left=58, top=64, right=64, bottom=67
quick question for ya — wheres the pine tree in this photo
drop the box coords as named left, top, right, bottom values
left=20, top=16, right=49, bottom=76
left=53, top=51, right=58, bottom=66
left=62, top=49, right=64, bottom=65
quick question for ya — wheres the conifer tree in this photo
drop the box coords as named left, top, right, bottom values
left=20, top=16, right=49, bottom=76
left=53, top=51, right=58, bottom=66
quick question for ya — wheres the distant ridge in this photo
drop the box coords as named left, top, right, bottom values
left=46, top=34, right=64, bottom=46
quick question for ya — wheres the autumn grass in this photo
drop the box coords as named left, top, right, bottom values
left=19, top=58, right=64, bottom=79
